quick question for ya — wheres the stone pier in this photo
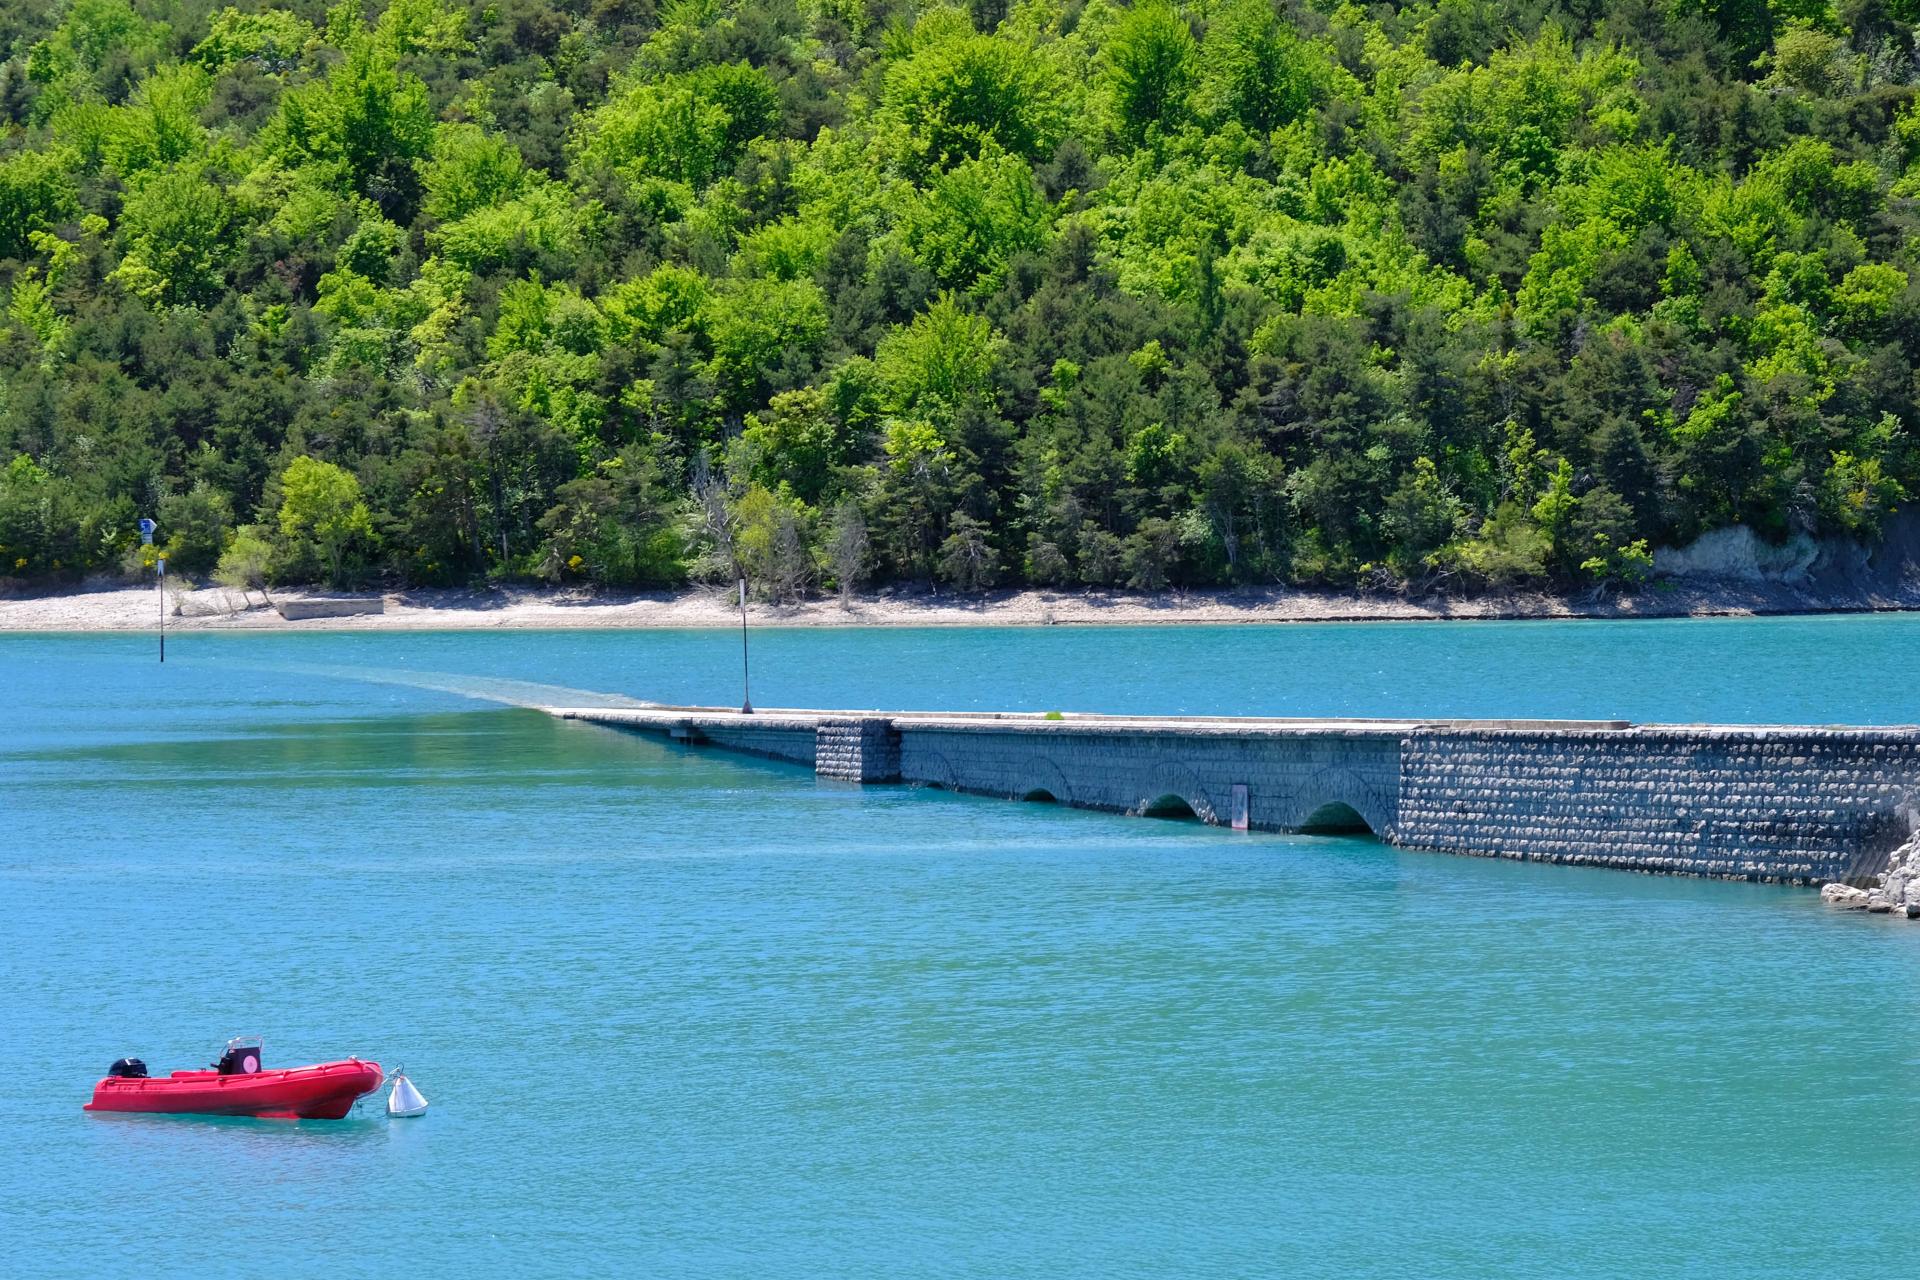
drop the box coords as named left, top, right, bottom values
left=546, top=705, right=1920, bottom=886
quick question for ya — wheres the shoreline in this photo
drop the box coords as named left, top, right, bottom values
left=4, top=578, right=1920, bottom=631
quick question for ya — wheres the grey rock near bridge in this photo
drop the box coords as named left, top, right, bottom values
left=547, top=704, right=1920, bottom=890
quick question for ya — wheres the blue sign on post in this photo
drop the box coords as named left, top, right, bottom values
left=137, top=518, right=156, bottom=546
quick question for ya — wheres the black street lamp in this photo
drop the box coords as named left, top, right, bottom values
left=738, top=577, right=752, bottom=714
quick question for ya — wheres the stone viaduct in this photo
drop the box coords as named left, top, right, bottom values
left=546, top=705, right=1920, bottom=885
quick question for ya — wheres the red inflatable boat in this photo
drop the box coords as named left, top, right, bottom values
left=85, top=1038, right=383, bottom=1120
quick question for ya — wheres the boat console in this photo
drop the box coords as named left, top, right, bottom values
left=215, top=1036, right=263, bottom=1075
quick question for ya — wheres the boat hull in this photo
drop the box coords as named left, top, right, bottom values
left=85, top=1059, right=383, bottom=1120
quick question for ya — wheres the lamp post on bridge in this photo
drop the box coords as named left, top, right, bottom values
left=139, top=517, right=164, bottom=663
left=738, top=577, right=753, bottom=714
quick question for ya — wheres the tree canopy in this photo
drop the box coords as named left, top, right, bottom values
left=4, top=0, right=1920, bottom=597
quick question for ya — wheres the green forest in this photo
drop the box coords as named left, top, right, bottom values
left=3, top=0, right=1919, bottom=596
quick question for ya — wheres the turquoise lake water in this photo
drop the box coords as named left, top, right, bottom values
left=5, top=616, right=1920, bottom=1277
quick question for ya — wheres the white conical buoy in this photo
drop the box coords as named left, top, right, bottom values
left=387, top=1072, right=428, bottom=1118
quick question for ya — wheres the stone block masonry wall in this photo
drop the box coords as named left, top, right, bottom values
left=815, top=719, right=901, bottom=782
left=1396, top=727, right=1920, bottom=883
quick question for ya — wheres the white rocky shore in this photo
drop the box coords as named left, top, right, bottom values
left=1822, top=833, right=1920, bottom=918
left=5, top=508, right=1920, bottom=631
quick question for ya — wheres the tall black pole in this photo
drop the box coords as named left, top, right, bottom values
left=158, top=554, right=166, bottom=663
left=738, top=577, right=752, bottom=714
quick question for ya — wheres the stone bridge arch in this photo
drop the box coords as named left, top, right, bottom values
left=911, top=750, right=958, bottom=792
left=1133, top=762, right=1218, bottom=824
left=1017, top=757, right=1075, bottom=805
left=1284, top=767, right=1396, bottom=839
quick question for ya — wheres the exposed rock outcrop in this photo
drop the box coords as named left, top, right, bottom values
left=1867, top=835, right=1920, bottom=917
left=1656, top=527, right=1821, bottom=584
left=1655, top=509, right=1920, bottom=594
left=1831, top=830, right=1920, bottom=918
left=1821, top=883, right=1871, bottom=909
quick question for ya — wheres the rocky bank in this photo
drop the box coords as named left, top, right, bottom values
left=1822, top=831, right=1920, bottom=918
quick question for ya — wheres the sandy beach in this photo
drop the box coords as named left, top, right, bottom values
left=5, top=577, right=1920, bottom=631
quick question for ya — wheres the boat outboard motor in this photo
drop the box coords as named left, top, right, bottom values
left=108, top=1057, right=148, bottom=1079
left=216, top=1039, right=262, bottom=1075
